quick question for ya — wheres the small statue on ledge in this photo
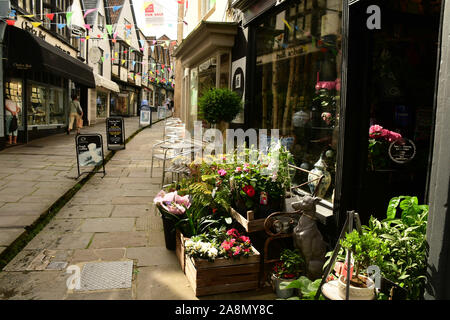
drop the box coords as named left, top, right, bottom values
left=292, top=195, right=327, bottom=280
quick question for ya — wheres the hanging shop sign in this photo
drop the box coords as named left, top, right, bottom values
left=75, top=134, right=106, bottom=178
left=388, top=138, right=416, bottom=164
left=106, top=117, right=126, bottom=150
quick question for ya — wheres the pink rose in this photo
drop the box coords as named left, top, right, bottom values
left=218, top=169, right=227, bottom=176
left=369, top=125, right=384, bottom=138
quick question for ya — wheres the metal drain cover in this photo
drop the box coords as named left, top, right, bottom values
left=78, top=261, right=133, bottom=291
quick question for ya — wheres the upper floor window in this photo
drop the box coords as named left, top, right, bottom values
left=97, top=48, right=104, bottom=76
left=201, top=0, right=215, bottom=18
left=97, top=13, right=105, bottom=31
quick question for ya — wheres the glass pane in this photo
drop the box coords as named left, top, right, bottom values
left=29, top=85, right=48, bottom=125
left=190, top=68, right=198, bottom=126
left=219, top=53, right=230, bottom=89
left=97, top=91, right=108, bottom=118
left=48, top=87, right=65, bottom=124
left=254, top=0, right=342, bottom=202
left=198, top=57, right=217, bottom=97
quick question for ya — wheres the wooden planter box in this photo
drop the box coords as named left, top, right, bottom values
left=229, top=207, right=266, bottom=233
left=176, top=230, right=261, bottom=296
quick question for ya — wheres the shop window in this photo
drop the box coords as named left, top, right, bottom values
left=110, top=93, right=128, bottom=116
left=97, top=91, right=108, bottom=118
left=201, top=0, right=215, bottom=18
left=198, top=57, right=217, bottom=98
left=189, top=68, right=198, bottom=125
left=253, top=0, right=342, bottom=202
left=28, top=84, right=65, bottom=126
left=219, top=53, right=230, bottom=89
left=48, top=87, right=64, bottom=124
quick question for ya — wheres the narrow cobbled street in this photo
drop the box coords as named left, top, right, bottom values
left=0, top=120, right=275, bottom=300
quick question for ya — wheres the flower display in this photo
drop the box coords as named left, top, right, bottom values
left=185, top=228, right=253, bottom=262
left=272, top=248, right=305, bottom=280
left=218, top=169, right=227, bottom=176
left=242, top=185, right=255, bottom=197
left=369, top=124, right=402, bottom=142
left=368, top=124, right=403, bottom=170
left=153, top=190, right=191, bottom=216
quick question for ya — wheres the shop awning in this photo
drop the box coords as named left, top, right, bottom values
left=94, top=74, right=120, bottom=92
left=4, top=26, right=95, bottom=88
left=173, top=21, right=238, bottom=67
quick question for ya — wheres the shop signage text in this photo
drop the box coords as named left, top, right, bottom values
left=21, top=20, right=46, bottom=40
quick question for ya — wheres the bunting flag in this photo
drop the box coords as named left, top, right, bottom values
left=84, top=8, right=97, bottom=18
left=139, top=39, right=145, bottom=47
left=125, top=24, right=132, bottom=30
left=101, top=57, right=105, bottom=62
left=113, top=5, right=122, bottom=12
left=46, top=13, right=55, bottom=21
left=23, top=14, right=34, bottom=18
left=113, top=31, right=118, bottom=39
left=66, top=12, right=73, bottom=25
left=32, top=22, right=42, bottom=28
left=57, top=23, right=66, bottom=29
left=6, top=20, right=16, bottom=26
left=122, top=59, right=126, bottom=65
left=106, top=25, right=113, bottom=35
left=84, top=24, right=91, bottom=30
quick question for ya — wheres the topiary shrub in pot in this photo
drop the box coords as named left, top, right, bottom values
left=198, top=88, right=242, bottom=133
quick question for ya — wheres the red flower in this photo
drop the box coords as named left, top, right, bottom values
left=226, top=228, right=239, bottom=237
left=212, top=208, right=217, bottom=214
left=233, top=246, right=241, bottom=256
left=242, top=185, right=255, bottom=197
left=283, top=273, right=296, bottom=279
left=239, top=235, right=250, bottom=244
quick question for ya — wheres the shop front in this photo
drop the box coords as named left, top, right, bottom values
left=88, top=74, right=120, bottom=124
left=2, top=26, right=95, bottom=145
left=173, top=21, right=238, bottom=131
left=110, top=84, right=140, bottom=117
left=233, top=0, right=450, bottom=298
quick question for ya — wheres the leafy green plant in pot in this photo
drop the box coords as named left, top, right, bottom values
left=337, top=229, right=389, bottom=300
left=198, top=87, right=242, bottom=133
left=271, top=248, right=305, bottom=299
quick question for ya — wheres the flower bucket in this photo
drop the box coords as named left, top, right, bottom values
left=161, top=214, right=177, bottom=251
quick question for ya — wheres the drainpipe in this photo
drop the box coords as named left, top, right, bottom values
left=0, top=0, right=11, bottom=149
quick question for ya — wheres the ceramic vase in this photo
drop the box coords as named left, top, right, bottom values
left=308, top=156, right=331, bottom=198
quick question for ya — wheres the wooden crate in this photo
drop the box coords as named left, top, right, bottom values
left=184, top=246, right=261, bottom=297
left=229, top=207, right=266, bottom=233
left=175, top=229, right=187, bottom=272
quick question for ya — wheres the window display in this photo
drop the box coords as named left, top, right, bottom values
left=28, top=84, right=65, bottom=126
left=110, top=93, right=128, bottom=116
left=97, top=91, right=108, bottom=118
left=253, top=0, right=342, bottom=202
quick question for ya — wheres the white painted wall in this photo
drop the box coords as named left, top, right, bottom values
left=183, top=0, right=230, bottom=38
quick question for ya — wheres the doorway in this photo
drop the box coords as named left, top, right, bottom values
left=339, top=0, right=442, bottom=225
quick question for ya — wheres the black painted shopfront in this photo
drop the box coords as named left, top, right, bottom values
left=235, top=0, right=441, bottom=226
left=233, top=0, right=449, bottom=298
left=2, top=26, right=95, bottom=145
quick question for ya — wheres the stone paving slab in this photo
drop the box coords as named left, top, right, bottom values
left=89, top=232, right=147, bottom=249
left=79, top=218, right=136, bottom=233
left=65, top=289, right=133, bottom=300
left=126, top=247, right=179, bottom=267
left=0, top=228, right=25, bottom=246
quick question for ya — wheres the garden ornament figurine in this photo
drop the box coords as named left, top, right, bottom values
left=292, top=195, right=327, bottom=280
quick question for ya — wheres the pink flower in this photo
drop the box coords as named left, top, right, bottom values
left=369, top=125, right=384, bottom=138
left=230, top=238, right=236, bottom=245
left=233, top=246, right=241, bottom=256
left=226, top=228, right=239, bottom=236
left=243, top=248, right=250, bottom=253
left=221, top=241, right=232, bottom=250
left=243, top=163, right=250, bottom=172
left=218, top=169, right=227, bottom=176
left=153, top=190, right=166, bottom=204
left=235, top=167, right=242, bottom=173
left=239, top=235, right=250, bottom=244
left=162, top=191, right=176, bottom=203
left=387, top=131, right=402, bottom=142
left=175, top=194, right=190, bottom=208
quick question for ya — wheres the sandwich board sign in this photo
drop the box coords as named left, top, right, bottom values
left=75, top=134, right=106, bottom=178
left=106, top=117, right=125, bottom=150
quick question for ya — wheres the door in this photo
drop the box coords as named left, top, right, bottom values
left=338, top=0, right=442, bottom=226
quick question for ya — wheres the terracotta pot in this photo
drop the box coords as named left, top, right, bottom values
left=337, top=275, right=375, bottom=300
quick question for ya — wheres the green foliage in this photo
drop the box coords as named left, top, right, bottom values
left=280, top=276, right=325, bottom=300
left=273, top=249, right=305, bottom=279
left=198, top=87, right=242, bottom=124
left=341, top=229, right=389, bottom=276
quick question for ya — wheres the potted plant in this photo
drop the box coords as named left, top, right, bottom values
left=368, top=124, right=402, bottom=170
left=153, top=190, right=191, bottom=251
left=336, top=229, right=389, bottom=300
left=198, top=87, right=242, bottom=133
left=271, top=248, right=305, bottom=299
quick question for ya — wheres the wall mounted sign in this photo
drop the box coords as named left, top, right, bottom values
left=388, top=138, right=416, bottom=164
left=75, top=134, right=106, bottom=178
left=106, top=117, right=125, bottom=150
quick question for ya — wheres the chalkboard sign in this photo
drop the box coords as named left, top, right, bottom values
left=106, top=117, right=125, bottom=150
left=75, top=134, right=106, bottom=178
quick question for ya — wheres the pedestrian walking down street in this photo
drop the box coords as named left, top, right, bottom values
left=4, top=97, right=21, bottom=145
left=67, top=94, right=83, bottom=135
